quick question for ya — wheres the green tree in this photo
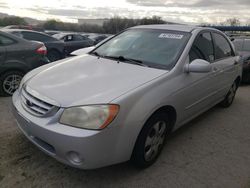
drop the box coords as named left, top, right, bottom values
left=0, top=16, right=27, bottom=26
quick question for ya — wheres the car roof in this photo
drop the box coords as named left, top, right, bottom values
left=131, top=24, right=204, bottom=33
left=2, top=29, right=50, bottom=35
left=53, top=33, right=80, bottom=38
left=0, top=30, right=28, bottom=42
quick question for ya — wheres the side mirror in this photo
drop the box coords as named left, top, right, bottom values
left=185, top=59, right=212, bottom=73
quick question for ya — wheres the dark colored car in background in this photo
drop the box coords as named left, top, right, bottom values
left=2, top=25, right=33, bottom=30
left=0, top=31, right=49, bottom=96
left=2, top=25, right=44, bottom=32
left=233, top=38, right=250, bottom=83
left=88, top=34, right=108, bottom=45
left=53, top=33, right=94, bottom=54
left=4, top=29, right=65, bottom=62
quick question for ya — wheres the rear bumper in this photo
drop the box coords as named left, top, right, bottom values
left=38, top=57, right=50, bottom=65
left=12, top=91, right=127, bottom=169
left=29, top=56, right=50, bottom=70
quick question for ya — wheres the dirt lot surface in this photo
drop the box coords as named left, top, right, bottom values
left=1, top=86, right=250, bottom=188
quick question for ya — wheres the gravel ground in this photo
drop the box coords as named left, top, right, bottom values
left=1, top=86, right=250, bottom=188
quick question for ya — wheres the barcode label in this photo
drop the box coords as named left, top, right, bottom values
left=159, top=33, right=184, bottom=39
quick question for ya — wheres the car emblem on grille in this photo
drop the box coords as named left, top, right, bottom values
left=26, top=100, right=34, bottom=107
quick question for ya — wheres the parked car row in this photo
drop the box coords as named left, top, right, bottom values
left=232, top=37, right=250, bottom=83
left=0, top=27, right=112, bottom=96
left=0, top=31, right=49, bottom=96
left=1, top=26, right=111, bottom=59
left=3, top=29, right=65, bottom=62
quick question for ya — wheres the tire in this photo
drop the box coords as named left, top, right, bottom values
left=47, top=50, right=61, bottom=62
left=131, top=112, right=171, bottom=168
left=220, top=81, right=238, bottom=108
left=0, top=71, right=24, bottom=97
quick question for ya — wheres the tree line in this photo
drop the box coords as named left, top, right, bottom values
left=0, top=16, right=166, bottom=34
left=0, top=16, right=247, bottom=34
left=0, top=16, right=27, bottom=26
left=41, top=16, right=166, bottom=34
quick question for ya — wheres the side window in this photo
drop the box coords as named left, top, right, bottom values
left=22, top=32, right=53, bottom=42
left=243, top=39, right=250, bottom=51
left=189, top=32, right=214, bottom=63
left=65, top=35, right=73, bottom=41
left=0, top=34, right=15, bottom=46
left=11, top=32, right=23, bottom=38
left=213, top=33, right=233, bottom=60
left=73, top=35, right=84, bottom=41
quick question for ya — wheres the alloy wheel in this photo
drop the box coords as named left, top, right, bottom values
left=144, top=121, right=167, bottom=162
left=3, top=74, right=22, bottom=95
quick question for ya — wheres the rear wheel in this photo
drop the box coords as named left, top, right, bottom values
left=0, top=71, right=24, bottom=97
left=220, top=81, right=238, bottom=108
left=47, top=50, right=61, bottom=62
left=131, top=112, right=170, bottom=168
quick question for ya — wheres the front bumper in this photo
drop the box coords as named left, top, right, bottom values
left=12, top=91, right=125, bottom=169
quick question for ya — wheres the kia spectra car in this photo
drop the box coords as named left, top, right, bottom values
left=12, top=25, right=242, bottom=169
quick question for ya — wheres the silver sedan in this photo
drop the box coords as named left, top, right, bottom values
left=12, top=25, right=242, bottom=169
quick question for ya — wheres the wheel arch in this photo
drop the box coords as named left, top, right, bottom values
left=235, top=76, right=241, bottom=87
left=0, top=67, right=27, bottom=76
left=130, top=105, right=177, bottom=165
left=147, top=105, right=177, bottom=131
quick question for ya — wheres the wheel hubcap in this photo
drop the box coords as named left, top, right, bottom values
left=3, top=74, right=22, bottom=95
left=144, top=121, right=167, bottom=162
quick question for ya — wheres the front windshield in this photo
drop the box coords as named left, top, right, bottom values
left=91, top=29, right=190, bottom=70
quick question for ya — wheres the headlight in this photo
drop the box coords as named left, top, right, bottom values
left=59, top=105, right=119, bottom=130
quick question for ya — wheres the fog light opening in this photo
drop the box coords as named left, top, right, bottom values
left=67, top=151, right=83, bottom=165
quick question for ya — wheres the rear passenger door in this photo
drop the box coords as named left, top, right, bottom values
left=211, top=32, right=237, bottom=97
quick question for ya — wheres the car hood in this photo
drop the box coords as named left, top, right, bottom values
left=71, top=47, right=95, bottom=56
left=26, top=55, right=167, bottom=107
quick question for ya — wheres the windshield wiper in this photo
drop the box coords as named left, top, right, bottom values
left=104, top=55, right=148, bottom=67
left=90, top=51, right=101, bottom=57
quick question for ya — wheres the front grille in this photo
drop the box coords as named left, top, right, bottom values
left=21, top=88, right=58, bottom=117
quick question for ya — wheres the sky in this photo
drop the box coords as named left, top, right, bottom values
left=0, top=0, right=249, bottom=24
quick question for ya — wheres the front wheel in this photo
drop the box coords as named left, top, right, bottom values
left=131, top=112, right=170, bottom=168
left=220, top=81, right=238, bottom=108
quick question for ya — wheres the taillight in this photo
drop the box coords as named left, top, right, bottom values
left=36, top=45, right=47, bottom=55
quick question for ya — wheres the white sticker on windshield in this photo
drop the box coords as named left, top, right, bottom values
left=159, top=33, right=184, bottom=39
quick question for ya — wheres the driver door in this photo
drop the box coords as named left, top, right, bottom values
left=176, top=32, right=222, bottom=124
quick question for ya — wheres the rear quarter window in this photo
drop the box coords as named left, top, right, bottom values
left=0, top=34, right=16, bottom=46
